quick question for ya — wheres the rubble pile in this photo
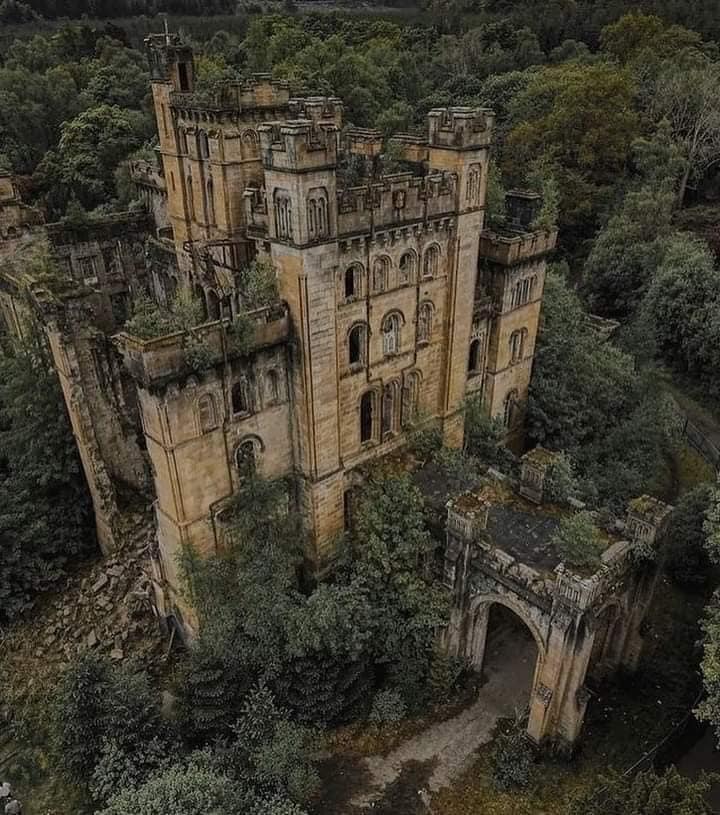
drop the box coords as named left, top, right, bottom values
left=1, top=508, right=167, bottom=713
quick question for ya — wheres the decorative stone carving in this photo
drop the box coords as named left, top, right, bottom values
left=536, top=683, right=553, bottom=706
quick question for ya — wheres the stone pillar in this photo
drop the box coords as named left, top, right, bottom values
left=519, top=447, right=560, bottom=504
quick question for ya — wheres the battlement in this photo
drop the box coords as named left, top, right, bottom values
left=388, top=133, right=430, bottom=163
left=337, top=170, right=456, bottom=234
left=169, top=75, right=293, bottom=114
left=428, top=107, right=494, bottom=150
left=258, top=120, right=339, bottom=172
left=343, top=128, right=384, bottom=158
left=130, top=159, right=166, bottom=193
left=114, top=303, right=290, bottom=389
left=145, top=33, right=194, bottom=86
left=288, top=96, right=344, bottom=128
left=479, top=228, right=558, bottom=266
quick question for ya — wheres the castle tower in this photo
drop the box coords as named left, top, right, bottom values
left=477, top=191, right=558, bottom=448
left=257, top=119, right=344, bottom=565
left=426, top=107, right=493, bottom=447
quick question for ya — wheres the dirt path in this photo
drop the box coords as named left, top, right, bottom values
left=349, top=628, right=537, bottom=811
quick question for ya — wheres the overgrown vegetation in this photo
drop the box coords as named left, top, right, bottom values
left=550, top=511, right=604, bottom=570
left=0, top=335, right=94, bottom=621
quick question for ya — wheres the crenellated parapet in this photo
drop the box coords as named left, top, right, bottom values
left=427, top=107, right=494, bottom=150
left=258, top=120, right=339, bottom=172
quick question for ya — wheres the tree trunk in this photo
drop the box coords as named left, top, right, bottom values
left=677, top=163, right=692, bottom=209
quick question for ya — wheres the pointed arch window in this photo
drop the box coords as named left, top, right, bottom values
left=231, top=378, right=250, bottom=415
left=509, top=328, right=527, bottom=364
left=348, top=323, right=366, bottom=366
left=198, top=130, right=210, bottom=159
left=503, top=389, right=519, bottom=428
left=423, top=244, right=440, bottom=278
left=402, top=371, right=421, bottom=425
left=399, top=251, right=416, bottom=285
left=267, top=369, right=280, bottom=403
left=382, top=312, right=401, bottom=356
left=468, top=339, right=481, bottom=373
left=186, top=173, right=194, bottom=219
left=381, top=380, right=401, bottom=437
left=466, top=164, right=482, bottom=205
left=206, top=176, right=215, bottom=225
left=360, top=391, right=375, bottom=444
left=417, top=301, right=433, bottom=345
left=235, top=436, right=261, bottom=478
left=274, top=191, right=293, bottom=240
left=372, top=256, right=390, bottom=293
left=344, top=264, right=362, bottom=301
left=197, top=394, right=217, bottom=434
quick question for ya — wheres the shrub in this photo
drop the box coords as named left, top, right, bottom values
left=429, top=647, right=467, bottom=702
left=491, top=718, right=535, bottom=791
left=544, top=453, right=580, bottom=506
left=90, top=737, right=174, bottom=806
left=550, top=511, right=604, bottom=570
left=239, top=260, right=279, bottom=310
left=369, top=688, right=407, bottom=725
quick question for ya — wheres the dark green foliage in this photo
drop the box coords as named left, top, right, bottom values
left=429, top=646, right=467, bottom=702
left=664, top=483, right=714, bottom=586
left=528, top=270, right=675, bottom=510
left=491, top=718, right=535, bottom=791
left=550, top=511, right=604, bottom=570
left=0, top=339, right=93, bottom=621
left=50, top=652, right=165, bottom=782
left=369, top=688, right=406, bottom=724
left=464, top=395, right=516, bottom=472
left=568, top=767, right=716, bottom=815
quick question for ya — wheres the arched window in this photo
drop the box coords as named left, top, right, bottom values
left=207, top=289, right=220, bottom=321
left=186, top=173, right=194, bottom=219
left=348, top=323, right=366, bottom=366
left=198, top=130, right=210, bottom=159
left=206, top=177, right=215, bottom=225
left=423, top=244, right=440, bottom=278
left=399, top=251, right=416, bottom=285
left=179, top=130, right=188, bottom=154
left=194, top=284, right=208, bottom=320
left=417, top=301, right=433, bottom=345
left=235, top=437, right=260, bottom=478
left=344, top=265, right=362, bottom=300
left=372, top=256, right=390, bottom=293
left=197, top=394, right=217, bottom=433
left=382, top=312, right=401, bottom=356
left=381, top=380, right=400, bottom=436
left=466, top=164, right=481, bottom=205
left=360, top=391, right=375, bottom=443
left=402, top=371, right=420, bottom=425
left=307, top=191, right=328, bottom=241
left=267, top=369, right=280, bottom=403
left=468, top=338, right=482, bottom=373
left=503, top=389, right=519, bottom=428
left=274, top=191, right=293, bottom=240
left=509, top=329, right=527, bottom=364
left=231, top=378, right=250, bottom=415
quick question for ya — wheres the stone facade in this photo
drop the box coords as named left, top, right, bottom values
left=0, top=33, right=557, bottom=635
left=442, top=478, right=670, bottom=750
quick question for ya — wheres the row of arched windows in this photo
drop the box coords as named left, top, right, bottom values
left=511, top=275, right=537, bottom=309
left=307, top=193, right=328, bottom=241
left=178, top=128, right=260, bottom=160
left=195, top=373, right=282, bottom=434
left=341, top=245, right=442, bottom=302
left=347, top=303, right=434, bottom=367
left=359, top=372, right=421, bottom=444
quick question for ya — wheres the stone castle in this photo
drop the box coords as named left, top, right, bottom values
left=0, top=34, right=669, bottom=750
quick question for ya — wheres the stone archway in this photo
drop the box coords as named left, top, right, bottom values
left=464, top=594, right=546, bottom=712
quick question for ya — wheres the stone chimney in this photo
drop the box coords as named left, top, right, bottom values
left=519, top=447, right=560, bottom=504
left=505, top=190, right=542, bottom=231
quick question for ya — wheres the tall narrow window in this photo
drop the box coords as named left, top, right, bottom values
left=417, top=302, right=433, bottom=344
left=198, top=130, right=210, bottom=159
left=207, top=289, right=220, bottom=321
left=466, top=164, right=481, bottom=205
left=231, top=379, right=249, bottom=415
left=197, top=394, right=217, bottom=433
left=267, top=369, right=280, bottom=403
left=186, top=173, right=194, bottom=219
left=348, top=324, right=365, bottom=366
left=372, top=257, right=389, bottom=293
left=206, top=177, right=215, bottom=225
left=274, top=192, right=293, bottom=240
left=178, top=62, right=190, bottom=92
left=403, top=371, right=420, bottom=425
left=399, top=251, right=416, bottom=285
left=423, top=244, right=440, bottom=278
left=509, top=329, right=526, bottom=364
left=360, top=391, right=374, bottom=443
left=382, top=381, right=399, bottom=436
left=503, top=389, right=519, bottom=428
left=382, top=313, right=401, bottom=356
left=344, top=266, right=360, bottom=300
left=468, top=338, right=481, bottom=373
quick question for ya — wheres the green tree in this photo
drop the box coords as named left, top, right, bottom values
left=665, top=483, right=714, bottom=587
left=550, top=510, right=604, bottom=570
left=506, top=62, right=639, bottom=242
left=643, top=232, right=720, bottom=394
left=601, top=12, right=707, bottom=65
left=569, top=767, right=716, bottom=814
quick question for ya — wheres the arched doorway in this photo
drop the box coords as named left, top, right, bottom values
left=468, top=600, right=541, bottom=712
